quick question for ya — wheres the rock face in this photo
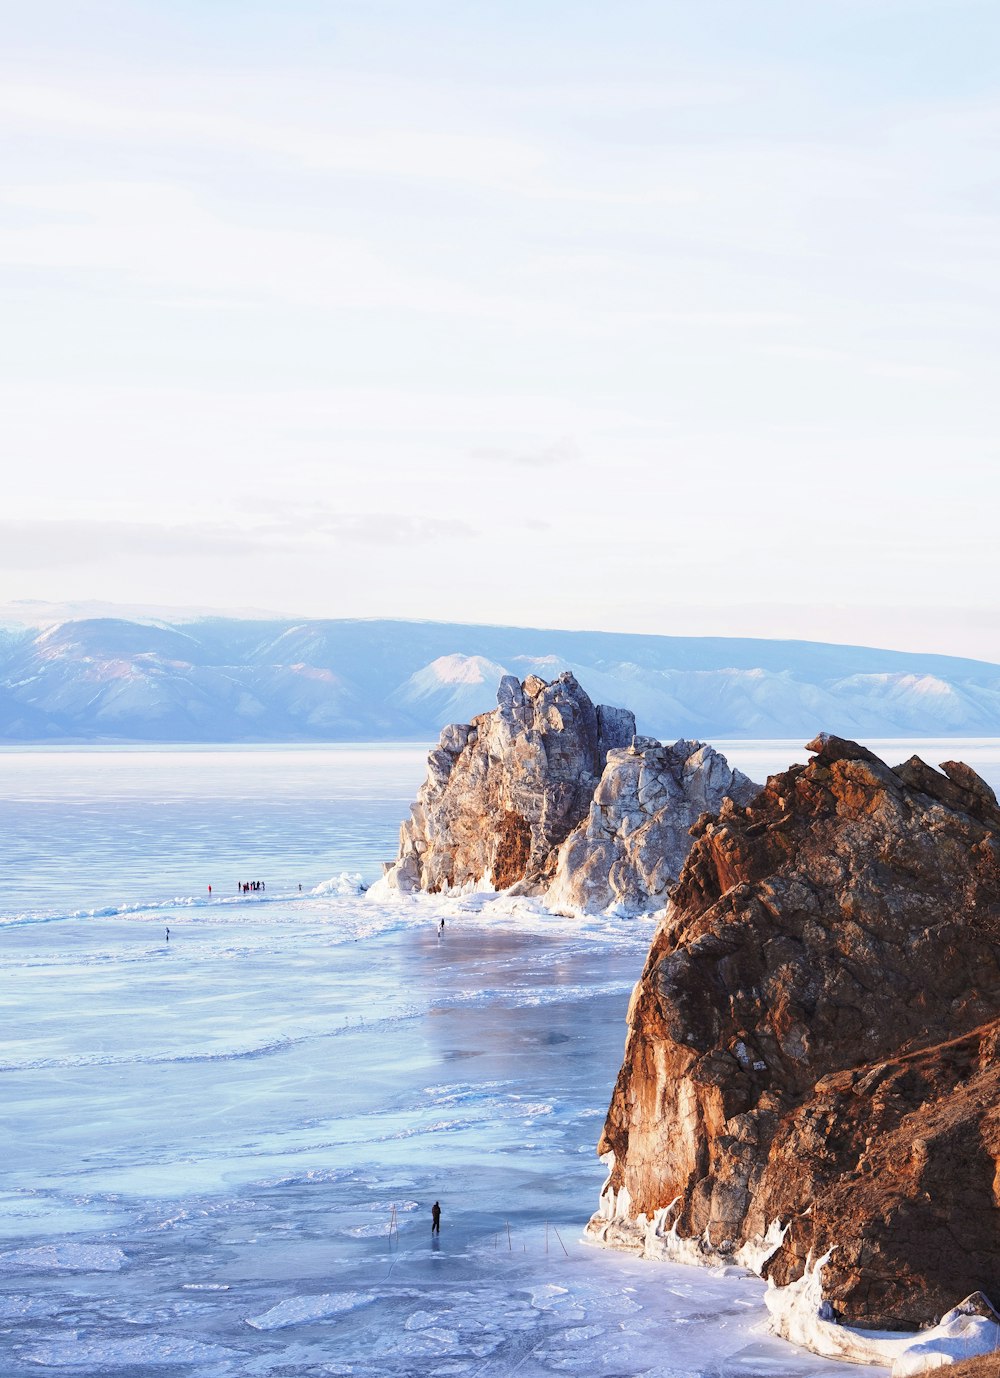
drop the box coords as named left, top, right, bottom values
left=547, top=737, right=758, bottom=915
left=378, top=672, right=636, bottom=894
left=590, top=734, right=1000, bottom=1331
left=377, top=671, right=756, bottom=906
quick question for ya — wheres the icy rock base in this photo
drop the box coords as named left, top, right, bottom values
left=589, top=1158, right=1000, bottom=1375
left=766, top=1256, right=1000, bottom=1375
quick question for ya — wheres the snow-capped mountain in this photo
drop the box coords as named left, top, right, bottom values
left=1, top=615, right=999, bottom=742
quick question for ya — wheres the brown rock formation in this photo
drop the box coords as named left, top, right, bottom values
left=591, top=733, right=1000, bottom=1329
left=376, top=671, right=757, bottom=908
left=377, top=671, right=636, bottom=894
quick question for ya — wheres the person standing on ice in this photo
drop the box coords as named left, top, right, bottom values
left=431, top=1201, right=441, bottom=1234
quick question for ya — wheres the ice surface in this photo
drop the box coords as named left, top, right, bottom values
left=0, top=745, right=909, bottom=1377
left=0, top=887, right=878, bottom=1378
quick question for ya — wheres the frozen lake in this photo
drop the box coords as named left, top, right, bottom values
left=3, top=738, right=994, bottom=1376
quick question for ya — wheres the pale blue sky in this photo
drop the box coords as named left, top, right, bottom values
left=2, top=1, right=999, bottom=657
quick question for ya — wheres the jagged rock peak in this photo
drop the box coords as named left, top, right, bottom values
left=374, top=671, right=757, bottom=908
left=376, top=671, right=636, bottom=895
left=590, top=734, right=1000, bottom=1332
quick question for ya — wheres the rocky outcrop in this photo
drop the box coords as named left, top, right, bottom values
left=547, top=737, right=757, bottom=915
left=589, top=733, right=1000, bottom=1335
left=377, top=671, right=636, bottom=894
left=376, top=672, right=756, bottom=906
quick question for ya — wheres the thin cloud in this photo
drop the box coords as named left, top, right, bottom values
left=0, top=520, right=265, bottom=568
left=469, top=438, right=580, bottom=468
left=229, top=501, right=478, bottom=545
left=0, top=82, right=546, bottom=193
left=290, top=512, right=478, bottom=545
left=0, top=511, right=478, bottom=569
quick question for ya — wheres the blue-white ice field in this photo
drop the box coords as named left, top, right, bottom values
left=2, top=614, right=1000, bottom=742
left=0, top=745, right=877, bottom=1378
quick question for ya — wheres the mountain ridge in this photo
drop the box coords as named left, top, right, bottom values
left=1, top=615, right=999, bottom=743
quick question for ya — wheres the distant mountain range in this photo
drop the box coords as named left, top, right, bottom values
left=1, top=615, right=999, bottom=742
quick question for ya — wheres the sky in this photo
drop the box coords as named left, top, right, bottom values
left=3, top=1, right=999, bottom=660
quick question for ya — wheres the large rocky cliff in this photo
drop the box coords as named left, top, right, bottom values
left=590, top=733, right=1000, bottom=1332
left=377, top=671, right=755, bottom=909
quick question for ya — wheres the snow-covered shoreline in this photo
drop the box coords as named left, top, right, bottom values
left=589, top=1151, right=1000, bottom=1376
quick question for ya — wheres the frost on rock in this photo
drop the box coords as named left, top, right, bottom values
left=588, top=1155, right=741, bottom=1273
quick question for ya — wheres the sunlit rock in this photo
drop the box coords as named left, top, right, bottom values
left=590, top=732, right=1000, bottom=1340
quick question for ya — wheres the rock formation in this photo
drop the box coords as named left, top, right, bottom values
left=547, top=736, right=757, bottom=915
left=377, top=671, right=636, bottom=894
left=590, top=733, right=1000, bottom=1335
left=376, top=671, right=756, bottom=907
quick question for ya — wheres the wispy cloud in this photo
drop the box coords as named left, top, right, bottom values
left=0, top=520, right=264, bottom=568
left=0, top=180, right=517, bottom=319
left=0, top=511, right=477, bottom=569
left=1, top=6, right=998, bottom=655
left=285, top=512, right=477, bottom=545
left=0, top=82, right=547, bottom=192
left=468, top=438, right=580, bottom=468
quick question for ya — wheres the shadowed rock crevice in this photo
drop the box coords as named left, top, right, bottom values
left=490, top=810, right=532, bottom=890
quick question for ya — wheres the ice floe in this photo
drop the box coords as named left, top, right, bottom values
left=0, top=1242, right=128, bottom=1272
left=245, top=1290, right=377, bottom=1330
left=311, top=872, right=366, bottom=896
left=21, top=1333, right=238, bottom=1367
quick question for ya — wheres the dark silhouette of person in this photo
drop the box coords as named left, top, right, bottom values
left=431, top=1201, right=441, bottom=1234
left=165, top=926, right=170, bottom=942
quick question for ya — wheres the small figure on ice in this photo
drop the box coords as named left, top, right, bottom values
left=438, top=918, right=445, bottom=935
left=165, top=926, right=170, bottom=943
left=431, top=1201, right=441, bottom=1234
